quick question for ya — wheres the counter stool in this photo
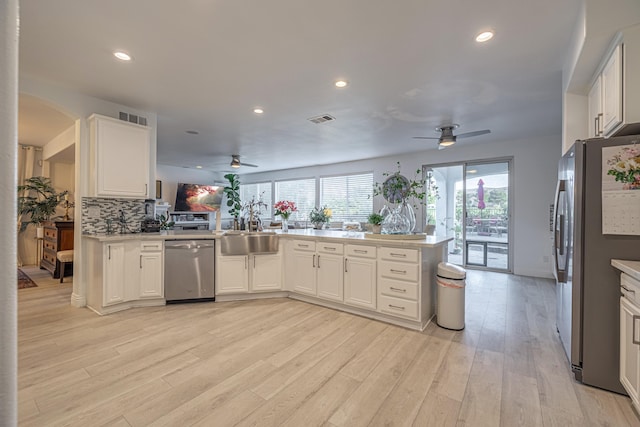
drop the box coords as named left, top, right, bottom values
left=57, top=250, right=74, bottom=283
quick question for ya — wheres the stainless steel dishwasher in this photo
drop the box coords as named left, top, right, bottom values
left=164, top=240, right=215, bottom=303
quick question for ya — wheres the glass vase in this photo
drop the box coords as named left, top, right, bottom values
left=281, top=217, right=288, bottom=232
left=397, top=200, right=416, bottom=232
left=381, top=207, right=411, bottom=235
left=379, top=204, right=391, bottom=218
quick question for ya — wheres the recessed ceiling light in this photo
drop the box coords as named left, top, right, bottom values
left=186, top=130, right=199, bottom=135
left=335, top=80, right=348, bottom=88
left=253, top=108, right=264, bottom=114
left=195, top=165, right=203, bottom=169
left=113, top=51, right=132, bottom=61
left=475, top=31, right=494, bottom=43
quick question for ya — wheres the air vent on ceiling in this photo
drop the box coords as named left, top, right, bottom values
left=308, top=114, right=336, bottom=124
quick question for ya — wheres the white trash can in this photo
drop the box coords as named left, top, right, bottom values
left=436, top=262, right=466, bottom=330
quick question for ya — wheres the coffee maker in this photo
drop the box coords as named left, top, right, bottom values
left=141, top=199, right=161, bottom=232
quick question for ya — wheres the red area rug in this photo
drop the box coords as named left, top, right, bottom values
left=18, top=269, right=37, bottom=289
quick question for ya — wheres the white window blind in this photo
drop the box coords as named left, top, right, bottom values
left=320, top=173, right=373, bottom=222
left=240, top=182, right=272, bottom=218
left=275, top=178, right=316, bottom=223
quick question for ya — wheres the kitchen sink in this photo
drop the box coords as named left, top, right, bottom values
left=220, top=231, right=279, bottom=255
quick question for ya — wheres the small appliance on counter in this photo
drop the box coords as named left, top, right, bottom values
left=140, top=219, right=162, bottom=233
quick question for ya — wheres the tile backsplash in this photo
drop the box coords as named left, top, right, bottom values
left=82, top=197, right=145, bottom=234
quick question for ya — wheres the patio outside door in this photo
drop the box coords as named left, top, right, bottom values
left=424, top=159, right=511, bottom=272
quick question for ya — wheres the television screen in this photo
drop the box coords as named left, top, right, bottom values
left=174, top=183, right=224, bottom=212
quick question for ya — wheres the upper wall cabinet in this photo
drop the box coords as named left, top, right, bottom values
left=588, top=25, right=640, bottom=138
left=89, top=114, right=150, bottom=198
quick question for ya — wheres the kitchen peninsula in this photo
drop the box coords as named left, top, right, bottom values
left=83, top=230, right=452, bottom=330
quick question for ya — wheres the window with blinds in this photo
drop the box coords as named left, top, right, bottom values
left=320, top=173, right=373, bottom=222
left=241, top=182, right=272, bottom=218
left=275, top=178, right=316, bottom=223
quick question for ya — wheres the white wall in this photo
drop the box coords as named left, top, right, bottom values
left=243, top=134, right=561, bottom=278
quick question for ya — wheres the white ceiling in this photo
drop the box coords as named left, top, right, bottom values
left=18, top=0, right=587, bottom=173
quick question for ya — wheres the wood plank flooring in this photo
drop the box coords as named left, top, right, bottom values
left=17, top=267, right=640, bottom=426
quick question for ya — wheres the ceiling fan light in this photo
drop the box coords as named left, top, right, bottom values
left=230, top=157, right=241, bottom=168
left=439, top=136, right=456, bottom=147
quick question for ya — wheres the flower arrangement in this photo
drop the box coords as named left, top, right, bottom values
left=274, top=200, right=297, bottom=219
left=607, top=146, right=640, bottom=189
left=309, top=206, right=332, bottom=227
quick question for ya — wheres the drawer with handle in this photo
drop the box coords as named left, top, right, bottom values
left=291, top=240, right=316, bottom=251
left=379, top=247, right=418, bottom=263
left=379, top=278, right=418, bottom=301
left=140, top=241, right=163, bottom=252
left=44, top=240, right=57, bottom=251
left=346, top=244, right=376, bottom=258
left=379, top=261, right=419, bottom=282
left=379, top=295, right=419, bottom=319
left=318, top=242, right=343, bottom=255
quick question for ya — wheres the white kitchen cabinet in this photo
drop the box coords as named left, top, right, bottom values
left=103, top=242, right=127, bottom=306
left=217, top=252, right=282, bottom=294
left=585, top=26, right=640, bottom=138
left=251, top=253, right=282, bottom=292
left=344, top=244, right=376, bottom=310
left=601, top=44, right=623, bottom=135
left=587, top=76, right=603, bottom=138
left=316, top=243, right=344, bottom=302
left=287, top=240, right=318, bottom=296
left=620, top=269, right=640, bottom=413
left=139, top=241, right=164, bottom=299
left=89, top=114, right=150, bottom=198
left=216, top=255, right=250, bottom=294
left=86, top=238, right=165, bottom=315
left=377, top=247, right=421, bottom=320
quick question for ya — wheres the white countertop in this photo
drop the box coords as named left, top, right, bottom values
left=612, top=259, right=640, bottom=281
left=84, top=229, right=452, bottom=248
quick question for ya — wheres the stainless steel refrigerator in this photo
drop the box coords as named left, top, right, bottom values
left=554, top=135, right=640, bottom=394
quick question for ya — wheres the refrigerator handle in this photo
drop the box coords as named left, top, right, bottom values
left=554, top=179, right=567, bottom=283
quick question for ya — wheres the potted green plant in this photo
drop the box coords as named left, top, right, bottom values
left=223, top=173, right=242, bottom=230
left=367, top=213, right=384, bottom=234
left=17, top=176, right=68, bottom=237
left=309, top=206, right=332, bottom=229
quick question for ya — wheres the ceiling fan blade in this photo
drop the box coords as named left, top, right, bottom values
left=456, top=129, right=491, bottom=139
left=412, top=136, right=440, bottom=140
left=243, top=162, right=259, bottom=168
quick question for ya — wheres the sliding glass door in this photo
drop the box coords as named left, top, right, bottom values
left=424, top=159, right=512, bottom=272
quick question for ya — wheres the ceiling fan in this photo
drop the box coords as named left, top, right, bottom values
left=413, top=124, right=491, bottom=149
left=230, top=154, right=258, bottom=169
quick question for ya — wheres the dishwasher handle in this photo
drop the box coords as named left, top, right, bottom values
left=165, top=240, right=215, bottom=250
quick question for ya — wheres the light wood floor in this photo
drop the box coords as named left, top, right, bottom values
left=17, top=266, right=640, bottom=426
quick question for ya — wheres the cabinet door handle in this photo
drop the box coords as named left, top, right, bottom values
left=390, top=269, right=407, bottom=274
left=140, top=255, right=142, bottom=268
left=323, top=246, right=336, bottom=251
left=317, top=255, right=320, bottom=268
left=145, top=183, right=148, bottom=196
left=390, top=287, right=406, bottom=293
left=345, top=258, right=348, bottom=273
left=597, top=113, right=603, bottom=136
left=622, top=285, right=636, bottom=294
left=388, top=304, right=405, bottom=311
left=594, top=116, right=599, bottom=137
left=633, top=315, right=640, bottom=345
left=108, top=245, right=111, bottom=260
left=390, top=252, right=406, bottom=258
left=299, top=244, right=309, bottom=248
left=354, top=249, right=368, bottom=254
left=312, top=254, right=316, bottom=268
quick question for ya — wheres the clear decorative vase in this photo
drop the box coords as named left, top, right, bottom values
left=313, top=222, right=325, bottom=230
left=281, top=217, right=289, bottom=232
left=379, top=204, right=391, bottom=218
left=397, top=200, right=416, bottom=232
left=381, top=207, right=411, bottom=235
